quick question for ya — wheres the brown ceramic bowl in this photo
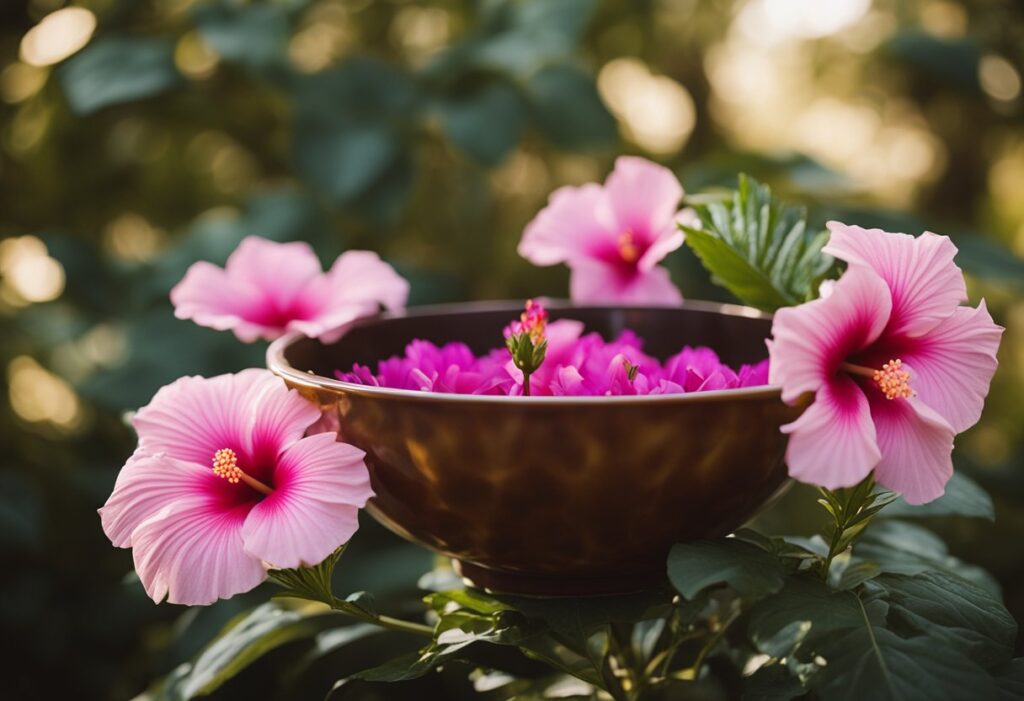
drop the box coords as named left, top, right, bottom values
left=267, top=301, right=801, bottom=596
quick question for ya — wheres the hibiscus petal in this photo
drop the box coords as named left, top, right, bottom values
left=225, top=236, right=324, bottom=312
left=898, top=301, right=1003, bottom=433
left=244, top=373, right=323, bottom=469
left=518, top=183, right=616, bottom=266
left=170, top=261, right=273, bottom=342
left=781, top=376, right=880, bottom=489
left=131, top=490, right=265, bottom=605
left=568, top=259, right=683, bottom=305
left=326, top=250, right=410, bottom=312
left=604, top=156, right=684, bottom=244
left=242, top=433, right=372, bottom=569
left=768, top=266, right=892, bottom=404
left=99, top=452, right=208, bottom=548
left=869, top=393, right=955, bottom=505
left=823, top=222, right=966, bottom=338
left=133, top=369, right=287, bottom=465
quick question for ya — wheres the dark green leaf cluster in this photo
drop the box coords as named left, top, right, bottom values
left=54, top=0, right=616, bottom=227
left=681, top=174, right=834, bottom=311
left=666, top=476, right=1020, bottom=701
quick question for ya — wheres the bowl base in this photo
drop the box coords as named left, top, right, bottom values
left=453, top=560, right=666, bottom=597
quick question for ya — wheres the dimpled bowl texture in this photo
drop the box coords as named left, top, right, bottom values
left=267, top=301, right=802, bottom=596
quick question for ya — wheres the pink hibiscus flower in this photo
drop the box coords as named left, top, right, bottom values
left=518, top=156, right=690, bottom=305
left=99, top=369, right=373, bottom=605
left=171, top=236, right=409, bottom=343
left=768, top=223, right=1003, bottom=503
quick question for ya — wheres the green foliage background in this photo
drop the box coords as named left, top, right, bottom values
left=0, top=0, right=1023, bottom=699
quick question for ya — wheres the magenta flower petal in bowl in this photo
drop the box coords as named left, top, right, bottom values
left=171, top=236, right=409, bottom=342
left=99, top=369, right=373, bottom=605
left=768, top=224, right=1003, bottom=504
left=518, top=156, right=687, bottom=305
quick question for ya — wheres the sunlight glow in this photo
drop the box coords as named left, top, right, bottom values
left=8, top=355, right=83, bottom=429
left=738, top=0, right=871, bottom=44
left=19, top=7, right=96, bottom=67
left=599, top=58, right=696, bottom=155
left=0, top=235, right=65, bottom=304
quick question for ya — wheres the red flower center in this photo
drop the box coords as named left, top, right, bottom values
left=212, top=448, right=274, bottom=496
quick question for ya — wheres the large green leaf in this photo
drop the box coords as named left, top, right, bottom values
left=438, top=82, right=526, bottom=166
left=854, top=519, right=1000, bottom=595
left=879, top=471, right=995, bottom=520
left=193, top=3, right=290, bottom=69
left=526, top=65, right=617, bottom=150
left=878, top=571, right=1016, bottom=668
left=156, top=601, right=371, bottom=700
left=750, top=570, right=1014, bottom=701
left=59, top=37, right=181, bottom=115
left=467, top=0, right=596, bottom=76
left=495, top=588, right=672, bottom=640
left=815, top=625, right=999, bottom=701
left=681, top=174, right=833, bottom=311
left=748, top=577, right=866, bottom=656
left=885, top=30, right=982, bottom=93
left=290, top=58, right=419, bottom=212
left=995, top=659, right=1024, bottom=700
left=668, top=539, right=788, bottom=600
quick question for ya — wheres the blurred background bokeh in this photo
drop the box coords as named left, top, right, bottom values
left=1, top=0, right=1022, bottom=699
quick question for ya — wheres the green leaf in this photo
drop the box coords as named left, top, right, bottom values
left=877, top=571, right=1016, bottom=668
left=427, top=589, right=514, bottom=616
left=294, top=124, right=402, bottom=205
left=438, top=82, right=526, bottom=166
left=526, top=65, right=617, bottom=150
left=291, top=58, right=419, bottom=210
left=59, top=37, right=181, bottom=115
left=496, top=588, right=673, bottom=641
left=854, top=519, right=1000, bottom=595
left=193, top=3, right=290, bottom=69
left=879, top=471, right=995, bottom=520
left=815, top=625, right=999, bottom=701
left=158, top=601, right=352, bottom=699
left=743, top=662, right=805, bottom=701
left=953, top=236, right=1024, bottom=290
left=668, top=539, right=787, bottom=600
left=751, top=571, right=1013, bottom=700
left=681, top=174, right=833, bottom=311
left=748, top=577, right=866, bottom=657
left=995, top=659, right=1024, bottom=700
left=885, top=30, right=982, bottom=93
left=467, top=0, right=596, bottom=76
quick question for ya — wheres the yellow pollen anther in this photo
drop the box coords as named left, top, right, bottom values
left=211, top=448, right=274, bottom=496
left=873, top=358, right=913, bottom=400
left=212, top=448, right=242, bottom=483
left=618, top=230, right=639, bottom=264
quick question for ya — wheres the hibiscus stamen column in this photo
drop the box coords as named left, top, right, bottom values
left=618, top=230, right=640, bottom=263
left=838, top=358, right=914, bottom=400
left=212, top=448, right=274, bottom=496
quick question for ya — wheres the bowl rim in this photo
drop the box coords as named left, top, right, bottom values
left=266, top=299, right=784, bottom=406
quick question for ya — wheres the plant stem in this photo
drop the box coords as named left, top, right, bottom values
left=608, top=624, right=641, bottom=701
left=820, top=474, right=877, bottom=583
left=523, top=372, right=531, bottom=396
left=336, top=606, right=435, bottom=637
left=689, top=607, right=741, bottom=680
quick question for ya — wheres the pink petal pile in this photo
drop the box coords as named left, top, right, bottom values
left=337, top=319, right=769, bottom=397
